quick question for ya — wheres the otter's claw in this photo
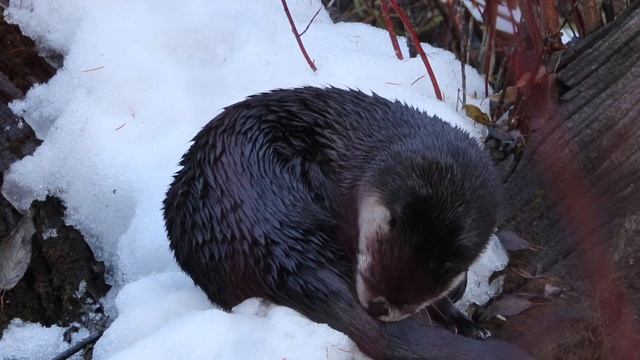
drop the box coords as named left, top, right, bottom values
left=455, top=317, right=492, bottom=340
left=432, top=297, right=492, bottom=340
left=478, top=328, right=492, bottom=339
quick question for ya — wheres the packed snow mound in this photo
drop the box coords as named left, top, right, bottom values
left=2, top=0, right=504, bottom=359
left=95, top=272, right=363, bottom=360
left=0, top=319, right=89, bottom=360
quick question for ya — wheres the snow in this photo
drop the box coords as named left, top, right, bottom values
left=1, top=0, right=506, bottom=359
left=562, top=27, right=578, bottom=44
left=463, top=0, right=521, bottom=34
left=457, top=235, right=509, bottom=311
left=100, top=285, right=362, bottom=360
left=0, top=319, right=88, bottom=360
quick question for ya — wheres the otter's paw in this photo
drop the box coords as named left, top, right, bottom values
left=455, top=318, right=491, bottom=340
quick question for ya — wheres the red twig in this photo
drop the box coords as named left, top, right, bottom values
left=281, top=0, right=317, bottom=72
left=522, top=1, right=543, bottom=53
left=388, top=0, right=443, bottom=101
left=380, top=0, right=404, bottom=60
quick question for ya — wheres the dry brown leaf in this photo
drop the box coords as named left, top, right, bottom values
left=463, top=104, right=492, bottom=126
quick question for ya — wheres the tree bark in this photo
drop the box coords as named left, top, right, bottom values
left=497, top=2, right=640, bottom=358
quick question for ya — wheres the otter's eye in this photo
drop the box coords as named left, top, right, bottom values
left=388, top=217, right=397, bottom=229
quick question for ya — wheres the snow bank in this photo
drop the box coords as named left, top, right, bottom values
left=99, top=276, right=362, bottom=360
left=2, top=0, right=504, bottom=359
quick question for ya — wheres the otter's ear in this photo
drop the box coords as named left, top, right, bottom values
left=358, top=196, right=391, bottom=250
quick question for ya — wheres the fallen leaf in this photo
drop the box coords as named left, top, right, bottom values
left=0, top=211, right=35, bottom=290
left=463, top=104, right=492, bottom=126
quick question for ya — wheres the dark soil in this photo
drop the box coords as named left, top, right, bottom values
left=0, top=16, right=57, bottom=103
left=0, top=196, right=111, bottom=335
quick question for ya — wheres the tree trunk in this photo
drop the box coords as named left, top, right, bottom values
left=496, top=2, right=640, bottom=359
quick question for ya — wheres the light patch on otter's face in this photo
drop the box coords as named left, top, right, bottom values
left=355, top=195, right=390, bottom=309
left=357, top=195, right=390, bottom=256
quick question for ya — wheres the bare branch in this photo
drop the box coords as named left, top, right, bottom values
left=380, top=0, right=404, bottom=60
left=281, top=0, right=317, bottom=72
left=388, top=0, right=444, bottom=101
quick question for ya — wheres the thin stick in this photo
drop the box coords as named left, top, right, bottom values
left=299, top=5, right=324, bottom=37
left=465, top=14, right=473, bottom=65
left=459, top=1, right=467, bottom=106
left=51, top=331, right=104, bottom=360
left=410, top=74, right=426, bottom=86
left=299, top=0, right=336, bottom=37
left=281, top=0, right=317, bottom=72
left=483, top=0, right=498, bottom=97
left=380, top=0, right=404, bottom=60
left=388, top=0, right=443, bottom=100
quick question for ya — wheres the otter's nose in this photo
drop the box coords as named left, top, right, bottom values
left=366, top=298, right=390, bottom=318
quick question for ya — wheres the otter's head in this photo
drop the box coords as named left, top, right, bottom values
left=355, top=157, right=499, bottom=322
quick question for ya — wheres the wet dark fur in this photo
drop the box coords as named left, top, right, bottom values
left=163, top=87, right=530, bottom=359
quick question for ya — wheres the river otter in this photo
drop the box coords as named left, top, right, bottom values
left=163, top=87, right=529, bottom=359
